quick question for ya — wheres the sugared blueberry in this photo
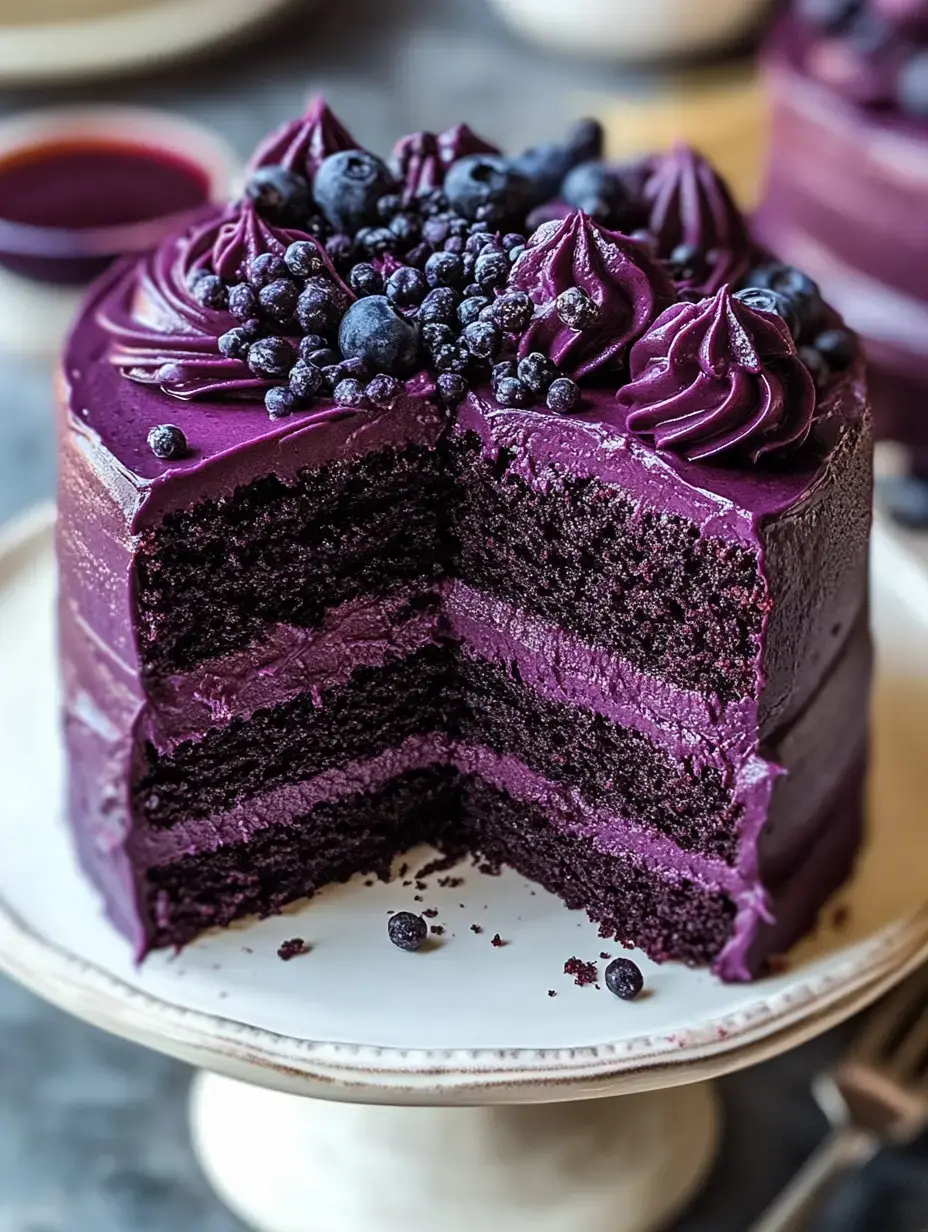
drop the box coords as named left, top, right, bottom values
left=465, top=231, right=495, bottom=256
left=425, top=250, right=466, bottom=289
left=227, top=282, right=258, bottom=320
left=443, top=154, right=532, bottom=225
left=492, top=291, right=534, bottom=333
left=259, top=277, right=300, bottom=323
left=463, top=320, right=501, bottom=360
left=604, top=957, right=644, bottom=1000
left=289, top=360, right=324, bottom=401
left=474, top=248, right=510, bottom=290
left=249, top=252, right=289, bottom=288
left=366, top=373, right=402, bottom=405
left=338, top=295, right=421, bottom=376
left=245, top=165, right=312, bottom=225
left=192, top=274, right=227, bottom=310
left=815, top=328, right=856, bottom=371
left=443, top=235, right=467, bottom=255
left=296, top=287, right=339, bottom=335
left=147, top=424, right=188, bottom=460
left=314, top=150, right=397, bottom=232
left=265, top=386, right=297, bottom=419
left=334, top=378, right=370, bottom=409
left=355, top=227, right=396, bottom=257
left=561, top=162, right=632, bottom=225
left=348, top=262, right=383, bottom=297
left=376, top=193, right=403, bottom=220
left=546, top=376, right=580, bottom=413
left=495, top=376, right=530, bottom=407
left=284, top=240, right=325, bottom=279
left=387, top=911, right=428, bottom=951
left=422, top=322, right=455, bottom=352
left=556, top=287, right=600, bottom=331
left=437, top=372, right=468, bottom=406
left=389, top=212, right=420, bottom=246
left=458, top=295, right=490, bottom=328
left=218, top=327, right=253, bottom=360
left=518, top=352, right=556, bottom=394
left=386, top=265, right=429, bottom=308
left=492, top=360, right=517, bottom=388
left=419, top=286, right=460, bottom=327
left=433, top=341, right=470, bottom=375
left=247, top=336, right=294, bottom=380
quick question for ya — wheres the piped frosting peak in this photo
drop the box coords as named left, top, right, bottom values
left=643, top=146, right=751, bottom=297
left=508, top=210, right=675, bottom=381
left=616, top=287, right=817, bottom=463
left=392, top=123, right=500, bottom=199
left=210, top=200, right=318, bottom=283
left=248, top=96, right=358, bottom=180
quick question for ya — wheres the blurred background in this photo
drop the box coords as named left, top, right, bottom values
left=0, top=1, right=926, bottom=1228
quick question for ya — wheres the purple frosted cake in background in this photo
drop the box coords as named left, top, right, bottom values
left=757, top=0, right=928, bottom=526
left=58, top=99, right=872, bottom=982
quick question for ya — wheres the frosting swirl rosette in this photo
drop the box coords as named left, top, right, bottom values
left=392, top=123, right=500, bottom=200
left=643, top=146, right=751, bottom=297
left=98, top=201, right=346, bottom=400
left=508, top=210, right=675, bottom=381
left=248, top=96, right=358, bottom=179
left=616, top=287, right=817, bottom=464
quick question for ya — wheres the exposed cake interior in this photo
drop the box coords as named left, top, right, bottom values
left=59, top=101, right=873, bottom=982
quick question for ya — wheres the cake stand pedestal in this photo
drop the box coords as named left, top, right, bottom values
left=2, top=506, right=928, bottom=1232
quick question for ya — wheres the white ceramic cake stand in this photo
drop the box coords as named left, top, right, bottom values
left=1, top=505, right=928, bottom=1232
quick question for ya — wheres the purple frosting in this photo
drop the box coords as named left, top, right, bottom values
left=392, top=123, right=500, bottom=199
left=617, top=287, right=817, bottom=463
left=796, top=1, right=926, bottom=108
left=97, top=201, right=349, bottom=401
left=247, top=95, right=358, bottom=179
left=643, top=146, right=751, bottom=296
left=508, top=211, right=675, bottom=381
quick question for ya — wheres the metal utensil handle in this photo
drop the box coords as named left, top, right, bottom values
left=748, top=1126, right=879, bottom=1232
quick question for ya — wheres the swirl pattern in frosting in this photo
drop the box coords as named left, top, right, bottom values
left=616, top=287, right=817, bottom=463
left=507, top=210, right=675, bottom=381
left=643, top=146, right=751, bottom=297
left=97, top=202, right=349, bottom=400
left=248, top=96, right=358, bottom=180
left=392, top=124, right=500, bottom=200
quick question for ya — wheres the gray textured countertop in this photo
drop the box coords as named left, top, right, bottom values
left=0, top=2, right=926, bottom=1228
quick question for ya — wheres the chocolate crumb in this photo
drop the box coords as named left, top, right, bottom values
left=415, top=880, right=427, bottom=891
left=403, top=880, right=412, bottom=887
left=438, top=875, right=464, bottom=889
left=416, top=853, right=460, bottom=879
left=430, top=924, right=445, bottom=936
left=277, top=938, right=311, bottom=961
left=564, top=957, right=598, bottom=987
left=398, top=862, right=409, bottom=878
left=600, top=952, right=611, bottom=960
left=414, top=894, right=423, bottom=902
left=470, top=924, right=483, bottom=934
left=548, top=990, right=557, bottom=997
left=491, top=933, right=506, bottom=947
left=423, top=908, right=439, bottom=918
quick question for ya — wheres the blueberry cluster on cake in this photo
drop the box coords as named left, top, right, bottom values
left=757, top=0, right=928, bottom=526
left=58, top=99, right=872, bottom=981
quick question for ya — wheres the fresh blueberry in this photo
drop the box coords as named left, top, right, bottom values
left=510, top=119, right=604, bottom=205
left=386, top=265, right=429, bottom=308
left=815, top=328, right=856, bottom=371
left=218, top=327, right=253, bottom=360
left=284, top=240, right=325, bottom=279
left=562, top=161, right=634, bottom=225
left=733, top=287, right=799, bottom=336
left=313, top=149, right=397, bottom=232
left=265, top=386, right=298, bottom=419
left=425, top=250, right=466, bottom=289
left=556, top=287, right=600, bottom=331
left=433, top=342, right=470, bottom=375
left=366, top=373, right=402, bottom=405
left=245, top=165, right=312, bottom=225
left=348, top=262, right=383, bottom=297
left=419, top=287, right=460, bottom=327
left=147, top=424, right=188, bottom=460
left=246, top=336, right=294, bottom=380
left=443, top=154, right=532, bottom=225
left=604, top=957, right=644, bottom=1000
left=419, top=189, right=448, bottom=216
left=334, top=378, right=370, bottom=409
left=465, top=231, right=495, bottom=256
left=492, top=291, right=534, bottom=333
left=458, top=295, right=490, bottom=328
left=422, top=322, right=456, bottom=352
left=296, top=287, right=339, bottom=335
left=742, top=263, right=820, bottom=336
left=376, top=193, right=403, bottom=220
left=799, top=346, right=830, bottom=389
left=437, top=372, right=468, bottom=406
left=546, top=376, right=581, bottom=413
left=338, top=295, right=421, bottom=376
left=289, top=360, right=324, bottom=400
left=227, top=282, right=258, bottom=320
left=518, top=352, right=557, bottom=394
left=249, top=253, right=289, bottom=288
left=898, top=50, right=928, bottom=119
left=463, top=320, right=501, bottom=360
left=663, top=243, right=705, bottom=284
left=474, top=249, right=510, bottom=290
left=495, top=376, right=531, bottom=407
left=258, top=277, right=300, bottom=323
left=303, top=346, right=340, bottom=369
left=192, top=275, right=227, bottom=310
left=566, top=117, right=605, bottom=164
left=387, top=911, right=428, bottom=951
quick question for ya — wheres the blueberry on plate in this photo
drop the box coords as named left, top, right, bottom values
left=313, top=150, right=397, bottom=233
left=338, top=295, right=421, bottom=376
left=388, top=911, right=428, bottom=951
left=245, top=165, right=312, bottom=226
left=604, top=957, right=644, bottom=1000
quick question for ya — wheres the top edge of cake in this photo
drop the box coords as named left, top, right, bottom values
left=61, top=97, right=868, bottom=531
